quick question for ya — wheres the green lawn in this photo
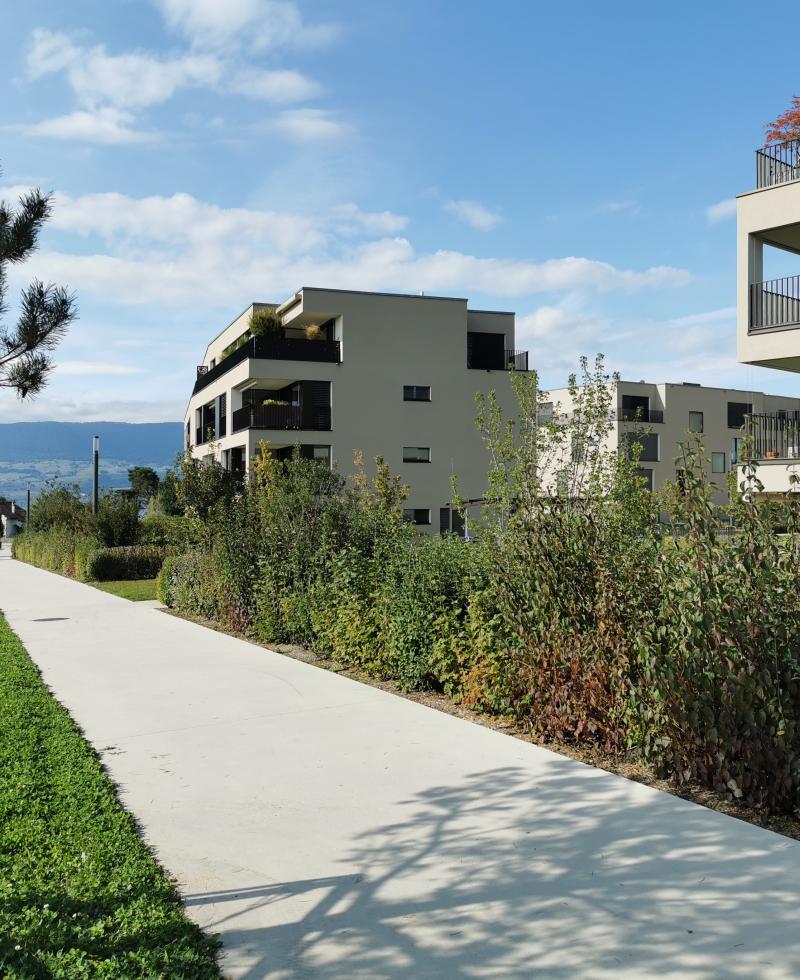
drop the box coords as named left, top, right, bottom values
left=92, top=578, right=158, bottom=601
left=0, top=613, right=220, bottom=978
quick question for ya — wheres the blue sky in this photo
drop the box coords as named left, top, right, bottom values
left=2, top=0, right=799, bottom=422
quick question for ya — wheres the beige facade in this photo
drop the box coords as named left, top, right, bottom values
left=735, top=139, right=800, bottom=493
left=184, top=287, right=524, bottom=531
left=546, top=379, right=800, bottom=505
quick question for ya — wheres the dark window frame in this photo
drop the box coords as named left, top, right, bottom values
left=403, top=446, right=431, bottom=463
left=403, top=385, right=431, bottom=402
left=403, top=508, right=431, bottom=526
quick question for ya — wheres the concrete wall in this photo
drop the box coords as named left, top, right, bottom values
left=185, top=288, right=520, bottom=528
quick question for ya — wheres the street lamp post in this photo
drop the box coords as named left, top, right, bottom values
left=92, top=436, right=100, bottom=515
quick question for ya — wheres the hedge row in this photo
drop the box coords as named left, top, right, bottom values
left=13, top=531, right=167, bottom=582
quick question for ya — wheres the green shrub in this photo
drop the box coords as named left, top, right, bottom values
left=156, top=551, right=224, bottom=620
left=84, top=546, right=167, bottom=582
left=140, top=514, right=204, bottom=550
left=95, top=492, right=140, bottom=547
left=13, top=529, right=99, bottom=579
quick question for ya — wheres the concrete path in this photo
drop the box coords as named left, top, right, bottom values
left=2, top=553, right=800, bottom=979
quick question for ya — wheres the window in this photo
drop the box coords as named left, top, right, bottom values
left=403, top=508, right=431, bottom=526
left=731, top=437, right=742, bottom=465
left=621, top=394, right=649, bottom=421
left=688, top=411, right=704, bottom=434
left=403, top=447, right=431, bottom=463
left=404, top=385, right=431, bottom=402
left=636, top=468, right=654, bottom=491
left=439, top=507, right=465, bottom=536
left=625, top=432, right=659, bottom=462
left=311, top=445, right=331, bottom=467
left=727, top=401, right=752, bottom=429
left=712, top=452, right=726, bottom=474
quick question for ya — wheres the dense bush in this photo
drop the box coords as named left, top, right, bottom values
left=12, top=528, right=98, bottom=579
left=84, top=546, right=167, bottom=582
left=139, top=514, right=204, bottom=550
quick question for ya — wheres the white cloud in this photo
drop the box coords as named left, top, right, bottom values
left=332, top=203, right=409, bottom=235
left=155, top=0, right=339, bottom=51
left=706, top=197, right=737, bottom=224
left=22, top=109, right=150, bottom=145
left=273, top=108, right=352, bottom=142
left=56, top=361, right=144, bottom=376
left=0, top=393, right=183, bottom=423
left=228, top=67, right=322, bottom=103
left=445, top=199, right=502, bottom=231
left=21, top=25, right=334, bottom=143
left=27, top=29, right=221, bottom=110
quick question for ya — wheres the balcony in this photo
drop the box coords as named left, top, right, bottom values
left=194, top=336, right=340, bottom=395
left=467, top=347, right=529, bottom=371
left=745, top=411, right=800, bottom=460
left=756, top=139, right=800, bottom=189
left=232, top=404, right=332, bottom=433
left=617, top=408, right=664, bottom=423
left=749, top=275, right=800, bottom=332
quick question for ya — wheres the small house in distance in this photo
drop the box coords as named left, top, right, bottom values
left=0, top=501, right=26, bottom=538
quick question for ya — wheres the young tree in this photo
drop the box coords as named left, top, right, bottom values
left=0, top=181, right=76, bottom=396
left=765, top=96, right=800, bottom=143
left=128, top=465, right=160, bottom=501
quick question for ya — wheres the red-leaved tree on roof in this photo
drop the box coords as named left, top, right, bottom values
left=765, top=96, right=800, bottom=143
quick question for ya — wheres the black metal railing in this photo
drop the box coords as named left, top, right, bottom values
left=745, top=410, right=800, bottom=460
left=749, top=275, right=800, bottom=331
left=232, top=404, right=332, bottom=433
left=193, top=337, right=340, bottom=395
left=506, top=349, right=529, bottom=371
left=467, top=348, right=529, bottom=371
left=756, top=138, right=800, bottom=189
left=618, top=408, right=664, bottom=423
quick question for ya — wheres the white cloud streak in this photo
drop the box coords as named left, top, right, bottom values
left=445, top=199, right=502, bottom=231
left=706, top=198, right=737, bottom=223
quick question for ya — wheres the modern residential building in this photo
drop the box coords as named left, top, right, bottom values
left=185, top=287, right=526, bottom=531
left=545, top=380, right=800, bottom=504
left=737, top=137, right=800, bottom=493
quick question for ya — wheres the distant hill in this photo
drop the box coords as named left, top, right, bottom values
left=0, top=422, right=183, bottom=500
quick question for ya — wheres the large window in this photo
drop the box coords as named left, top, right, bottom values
left=403, top=447, right=431, bottom=463
left=688, top=411, right=704, bottom=433
left=636, top=468, right=654, bottom=491
left=403, top=385, right=431, bottom=402
left=403, top=508, right=431, bottom=526
left=731, top=437, right=742, bottom=465
left=625, top=432, right=659, bottom=462
left=727, top=401, right=752, bottom=429
left=712, top=452, right=726, bottom=474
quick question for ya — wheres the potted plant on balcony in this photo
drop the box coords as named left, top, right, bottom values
left=262, top=398, right=290, bottom=406
left=250, top=307, right=284, bottom=341
left=304, top=323, right=324, bottom=341
left=765, top=449, right=781, bottom=459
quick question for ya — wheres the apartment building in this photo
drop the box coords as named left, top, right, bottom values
left=737, top=137, right=800, bottom=493
left=545, top=379, right=800, bottom=504
left=185, top=287, right=526, bottom=531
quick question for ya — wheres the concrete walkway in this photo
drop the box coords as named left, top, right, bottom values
left=2, top=554, right=800, bottom=979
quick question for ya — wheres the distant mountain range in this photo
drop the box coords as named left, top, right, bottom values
left=0, top=422, right=183, bottom=501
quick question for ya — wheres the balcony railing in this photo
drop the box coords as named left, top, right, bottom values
left=467, top=348, right=529, bottom=371
left=749, top=275, right=800, bottom=331
left=193, top=337, right=340, bottom=395
left=232, top=404, right=332, bottom=433
left=756, top=139, right=800, bottom=189
left=745, top=411, right=800, bottom=460
left=617, top=408, right=664, bottom=423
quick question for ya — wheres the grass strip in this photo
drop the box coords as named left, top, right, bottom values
left=0, top=613, right=220, bottom=978
left=92, top=579, right=158, bottom=602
